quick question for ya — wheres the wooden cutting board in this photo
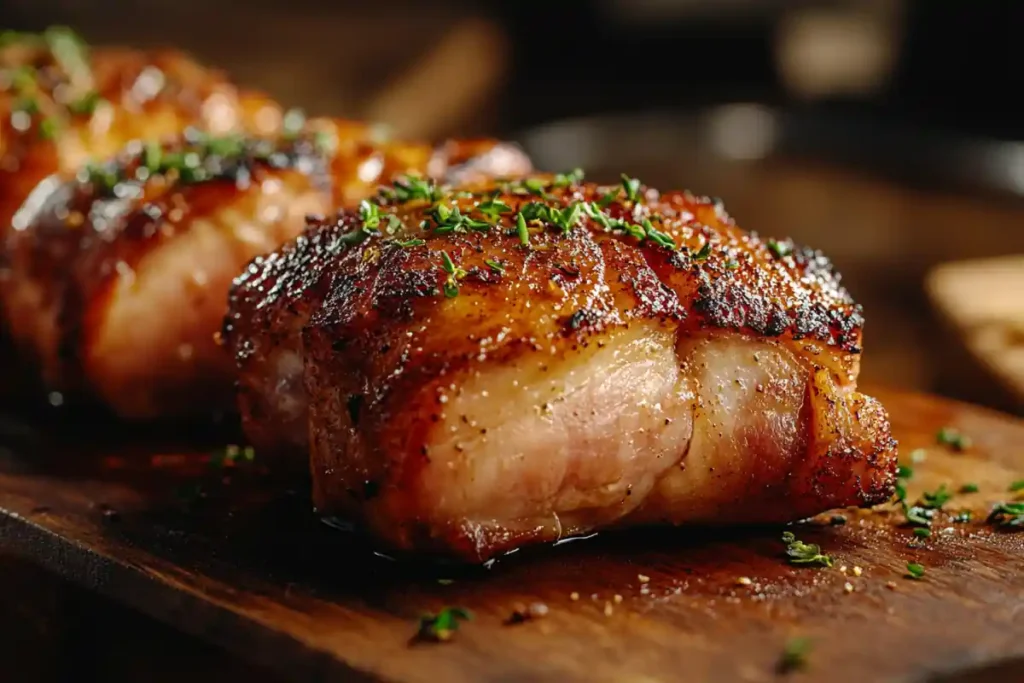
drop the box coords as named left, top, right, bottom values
left=1, top=388, right=1023, bottom=683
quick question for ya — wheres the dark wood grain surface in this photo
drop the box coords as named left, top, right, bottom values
left=1, top=388, right=1023, bottom=683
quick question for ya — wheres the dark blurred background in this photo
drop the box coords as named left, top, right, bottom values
left=3, top=0, right=1023, bottom=408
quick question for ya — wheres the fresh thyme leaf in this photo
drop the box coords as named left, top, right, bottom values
left=936, top=427, right=971, bottom=451
left=767, top=239, right=793, bottom=259
left=987, top=501, right=1024, bottom=528
left=416, top=606, right=472, bottom=643
left=396, top=238, right=425, bottom=248
left=777, top=637, right=811, bottom=674
left=516, top=212, right=529, bottom=246
left=913, top=527, right=931, bottom=539
left=386, top=214, right=403, bottom=234
left=442, top=280, right=459, bottom=298
left=485, top=258, right=504, bottom=273
left=1009, top=480, right=1024, bottom=492
left=920, top=484, right=952, bottom=509
left=905, top=562, right=925, bottom=580
left=781, top=530, right=833, bottom=567
left=692, top=242, right=712, bottom=261
left=895, top=481, right=907, bottom=505
left=724, top=260, right=740, bottom=270
left=959, top=483, right=979, bottom=494
left=897, top=465, right=914, bottom=479
left=620, top=173, right=641, bottom=202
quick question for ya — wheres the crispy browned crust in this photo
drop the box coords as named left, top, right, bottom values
left=0, top=44, right=279, bottom=235
left=226, top=174, right=889, bottom=526
left=0, top=132, right=330, bottom=411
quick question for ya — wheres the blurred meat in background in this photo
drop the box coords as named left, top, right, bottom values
left=3, top=0, right=1022, bottom=412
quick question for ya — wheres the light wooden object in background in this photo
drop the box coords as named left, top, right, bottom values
left=926, top=254, right=1024, bottom=411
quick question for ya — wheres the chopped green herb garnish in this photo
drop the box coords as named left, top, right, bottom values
left=596, top=187, right=620, bottom=208
left=44, top=26, right=90, bottom=84
left=38, top=117, right=58, bottom=140
left=692, top=242, right=712, bottom=261
left=724, top=260, right=740, bottom=270
left=767, top=239, right=793, bottom=259
left=416, top=606, right=471, bottom=642
left=905, top=505, right=934, bottom=527
left=781, top=530, right=833, bottom=568
left=987, top=502, right=1024, bottom=528
left=897, top=465, right=914, bottom=479
left=959, top=483, right=979, bottom=494
left=476, top=197, right=512, bottom=221
left=396, top=238, right=425, bottom=248
left=440, top=250, right=466, bottom=298
left=905, top=562, right=925, bottom=580
left=1009, top=480, right=1024, bottom=492
left=952, top=511, right=972, bottom=523
left=516, top=212, right=529, bottom=246
left=282, top=108, right=306, bottom=137
left=142, top=141, right=162, bottom=172
left=67, top=90, right=104, bottom=116
left=548, top=201, right=584, bottom=234
left=389, top=175, right=443, bottom=204
left=895, top=481, right=907, bottom=505
left=485, top=258, right=504, bottom=273
left=521, top=177, right=547, bottom=197
left=385, top=214, right=403, bottom=234
left=209, top=444, right=256, bottom=468
left=359, top=200, right=382, bottom=230
left=937, top=427, right=971, bottom=451
left=645, top=222, right=677, bottom=250
left=920, top=484, right=952, bottom=509
left=620, top=173, right=642, bottom=202
left=913, top=527, right=931, bottom=539
left=777, top=637, right=811, bottom=674
left=552, top=168, right=584, bottom=188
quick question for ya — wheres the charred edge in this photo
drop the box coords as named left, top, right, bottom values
left=691, top=275, right=862, bottom=353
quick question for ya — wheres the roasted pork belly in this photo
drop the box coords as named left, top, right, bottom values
left=1, top=132, right=332, bottom=417
left=224, top=172, right=898, bottom=560
left=0, top=27, right=279, bottom=237
left=0, top=123, right=530, bottom=418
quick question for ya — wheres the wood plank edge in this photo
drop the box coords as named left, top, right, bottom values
left=0, top=512, right=385, bottom=683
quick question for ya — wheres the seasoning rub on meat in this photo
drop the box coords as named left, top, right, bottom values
left=224, top=171, right=898, bottom=561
